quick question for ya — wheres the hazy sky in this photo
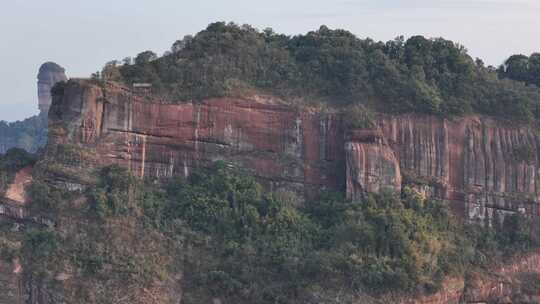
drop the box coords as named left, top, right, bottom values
left=1, top=0, right=540, bottom=121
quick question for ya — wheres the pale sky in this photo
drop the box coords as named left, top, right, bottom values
left=1, top=0, right=540, bottom=121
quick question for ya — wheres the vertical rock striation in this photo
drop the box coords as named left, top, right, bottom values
left=345, top=129, right=401, bottom=200
left=48, top=80, right=345, bottom=198
left=376, top=115, right=540, bottom=224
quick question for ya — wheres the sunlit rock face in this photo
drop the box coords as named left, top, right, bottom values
left=48, top=79, right=540, bottom=226
left=37, top=62, right=67, bottom=113
left=47, top=80, right=346, bottom=199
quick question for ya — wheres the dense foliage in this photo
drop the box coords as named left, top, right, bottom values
left=110, top=22, right=540, bottom=122
left=20, top=163, right=538, bottom=303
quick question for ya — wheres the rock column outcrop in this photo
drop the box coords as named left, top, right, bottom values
left=37, top=62, right=67, bottom=113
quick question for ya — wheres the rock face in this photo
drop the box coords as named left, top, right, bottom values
left=48, top=80, right=345, bottom=198
left=48, top=80, right=540, bottom=225
left=376, top=115, right=540, bottom=224
left=37, top=62, right=67, bottom=113
left=345, top=129, right=401, bottom=199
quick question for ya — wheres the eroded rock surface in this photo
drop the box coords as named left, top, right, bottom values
left=0, top=62, right=66, bottom=154
left=48, top=80, right=345, bottom=198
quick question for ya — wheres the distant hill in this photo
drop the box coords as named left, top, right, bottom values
left=0, top=112, right=48, bottom=154
left=0, top=62, right=66, bottom=154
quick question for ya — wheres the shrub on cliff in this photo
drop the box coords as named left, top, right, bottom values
left=162, top=162, right=317, bottom=302
left=0, top=148, right=35, bottom=171
left=303, top=189, right=465, bottom=294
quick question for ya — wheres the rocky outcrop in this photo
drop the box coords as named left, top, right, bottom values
left=0, top=167, right=32, bottom=304
left=37, top=62, right=67, bottom=114
left=3, top=78, right=536, bottom=304
left=5, top=166, right=33, bottom=204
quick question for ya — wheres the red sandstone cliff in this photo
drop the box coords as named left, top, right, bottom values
left=47, top=79, right=540, bottom=226
left=48, top=80, right=345, bottom=199
left=375, top=114, right=540, bottom=224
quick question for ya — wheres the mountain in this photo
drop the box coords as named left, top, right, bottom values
left=1, top=23, right=540, bottom=303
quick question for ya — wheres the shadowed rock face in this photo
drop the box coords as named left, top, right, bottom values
left=37, top=62, right=67, bottom=113
left=48, top=80, right=540, bottom=225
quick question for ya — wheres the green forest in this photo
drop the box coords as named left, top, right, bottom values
left=106, top=22, right=540, bottom=122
